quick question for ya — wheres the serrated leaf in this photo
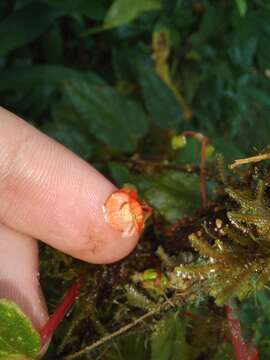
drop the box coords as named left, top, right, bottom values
left=104, top=0, right=161, bottom=29
left=151, top=311, right=190, bottom=360
left=43, top=103, right=92, bottom=159
left=0, top=3, right=63, bottom=56
left=135, top=56, right=183, bottom=130
left=65, top=77, right=149, bottom=153
left=142, top=171, right=200, bottom=223
left=0, top=299, right=41, bottom=359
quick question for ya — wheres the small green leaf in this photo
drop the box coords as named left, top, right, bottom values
left=0, top=3, right=63, bottom=56
left=104, top=0, right=161, bottom=29
left=142, top=171, right=200, bottom=223
left=125, top=285, right=154, bottom=311
left=235, top=0, right=247, bottom=17
left=151, top=311, right=190, bottom=360
left=65, top=77, right=149, bottom=153
left=0, top=299, right=41, bottom=359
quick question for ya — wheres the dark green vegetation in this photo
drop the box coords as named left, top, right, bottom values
left=1, top=0, right=270, bottom=359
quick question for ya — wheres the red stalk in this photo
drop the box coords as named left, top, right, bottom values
left=225, top=302, right=259, bottom=360
left=40, top=276, right=84, bottom=345
left=182, top=131, right=209, bottom=208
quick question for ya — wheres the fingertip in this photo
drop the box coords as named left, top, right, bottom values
left=64, top=183, right=141, bottom=264
left=0, top=107, right=142, bottom=264
left=80, top=231, right=140, bottom=264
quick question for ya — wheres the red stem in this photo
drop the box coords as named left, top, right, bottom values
left=182, top=131, right=209, bottom=208
left=225, top=302, right=259, bottom=360
left=200, top=137, right=208, bottom=208
left=40, top=276, right=84, bottom=345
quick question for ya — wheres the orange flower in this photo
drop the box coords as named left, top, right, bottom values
left=103, top=187, right=152, bottom=238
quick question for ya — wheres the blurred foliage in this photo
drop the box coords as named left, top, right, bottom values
left=1, top=0, right=270, bottom=359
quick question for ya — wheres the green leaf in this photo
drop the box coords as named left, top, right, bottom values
left=0, top=66, right=99, bottom=91
left=142, top=171, right=200, bottom=223
left=192, top=5, right=226, bottom=45
left=235, top=0, right=247, bottom=17
left=177, top=137, right=202, bottom=163
left=106, top=332, right=150, bottom=360
left=257, top=291, right=270, bottom=321
left=212, top=344, right=233, bottom=360
left=109, top=162, right=134, bottom=186
left=104, top=0, right=161, bottom=29
left=0, top=3, right=63, bottom=56
left=65, top=76, right=149, bottom=152
left=135, top=56, right=183, bottom=130
left=43, top=103, right=92, bottom=159
left=0, top=299, right=41, bottom=359
left=244, top=87, right=270, bottom=108
left=150, top=311, right=190, bottom=360
left=46, top=0, right=106, bottom=20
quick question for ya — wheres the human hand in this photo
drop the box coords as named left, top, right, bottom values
left=0, top=107, right=140, bottom=337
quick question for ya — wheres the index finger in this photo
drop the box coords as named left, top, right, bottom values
left=0, top=107, right=139, bottom=263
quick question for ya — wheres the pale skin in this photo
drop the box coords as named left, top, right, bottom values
left=0, top=107, right=140, bottom=343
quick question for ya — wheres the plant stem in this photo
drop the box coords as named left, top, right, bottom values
left=229, top=153, right=270, bottom=169
left=200, top=136, right=208, bottom=208
left=64, top=300, right=174, bottom=359
left=225, top=301, right=259, bottom=360
left=182, top=131, right=209, bottom=208
left=40, top=276, right=84, bottom=346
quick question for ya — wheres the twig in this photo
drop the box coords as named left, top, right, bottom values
left=64, top=301, right=173, bottom=359
left=229, top=153, right=270, bottom=169
left=122, top=158, right=201, bottom=174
